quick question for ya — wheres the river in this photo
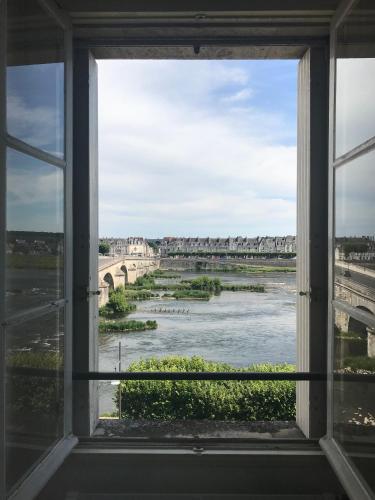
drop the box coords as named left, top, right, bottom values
left=99, top=271, right=296, bottom=414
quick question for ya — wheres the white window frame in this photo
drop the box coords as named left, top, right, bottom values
left=72, top=42, right=329, bottom=440
left=320, top=1, right=375, bottom=499
left=0, top=2, right=77, bottom=499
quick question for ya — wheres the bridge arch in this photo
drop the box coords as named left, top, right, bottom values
left=348, top=306, right=373, bottom=337
left=103, top=272, right=114, bottom=291
left=121, top=265, right=129, bottom=285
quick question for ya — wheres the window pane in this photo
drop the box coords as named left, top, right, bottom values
left=7, top=0, right=64, bottom=158
left=333, top=309, right=375, bottom=490
left=6, top=148, right=64, bottom=316
left=6, top=309, right=64, bottom=493
left=334, top=150, right=375, bottom=307
left=335, top=2, right=375, bottom=157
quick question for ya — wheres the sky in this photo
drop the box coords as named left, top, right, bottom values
left=100, top=59, right=298, bottom=238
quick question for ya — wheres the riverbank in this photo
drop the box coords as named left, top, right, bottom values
left=161, top=257, right=296, bottom=273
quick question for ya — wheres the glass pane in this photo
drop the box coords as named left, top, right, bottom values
left=7, top=0, right=64, bottom=158
left=6, top=148, right=64, bottom=316
left=334, top=149, right=375, bottom=307
left=335, top=1, right=375, bottom=157
left=333, top=309, right=375, bottom=490
left=6, top=309, right=64, bottom=493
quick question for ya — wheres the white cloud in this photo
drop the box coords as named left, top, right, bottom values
left=222, top=88, right=253, bottom=103
left=98, top=60, right=297, bottom=237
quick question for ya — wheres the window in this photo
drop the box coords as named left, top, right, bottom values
left=6, top=1, right=375, bottom=499
left=0, top=0, right=74, bottom=497
left=322, top=2, right=375, bottom=498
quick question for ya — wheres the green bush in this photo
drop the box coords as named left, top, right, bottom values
left=99, top=286, right=136, bottom=317
left=172, top=290, right=211, bottom=300
left=99, top=319, right=157, bottom=333
left=189, top=276, right=221, bottom=293
left=99, top=242, right=110, bottom=255
left=221, top=283, right=265, bottom=292
left=8, top=352, right=63, bottom=414
left=133, top=274, right=156, bottom=288
left=123, top=289, right=156, bottom=301
left=343, top=356, right=375, bottom=372
left=117, top=356, right=296, bottom=421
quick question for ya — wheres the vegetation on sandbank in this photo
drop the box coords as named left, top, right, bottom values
left=99, top=319, right=157, bottom=333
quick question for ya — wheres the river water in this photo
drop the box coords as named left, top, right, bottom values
left=99, top=271, right=296, bottom=414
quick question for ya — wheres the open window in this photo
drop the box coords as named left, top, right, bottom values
left=0, top=0, right=374, bottom=499
left=0, top=0, right=75, bottom=498
left=71, top=43, right=329, bottom=442
left=320, top=2, right=375, bottom=498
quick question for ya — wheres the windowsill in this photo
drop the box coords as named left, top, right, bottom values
left=92, top=419, right=304, bottom=441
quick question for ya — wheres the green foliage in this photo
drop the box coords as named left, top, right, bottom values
left=189, top=276, right=221, bottom=293
left=99, top=242, right=111, bottom=255
left=123, top=289, right=156, bottom=301
left=99, top=286, right=136, bottom=317
left=99, top=319, right=157, bottom=333
left=117, top=356, right=296, bottom=421
left=8, top=352, right=63, bottom=415
left=343, top=356, right=375, bottom=372
left=133, top=274, right=156, bottom=288
left=172, top=290, right=211, bottom=300
left=149, top=269, right=181, bottom=279
left=221, top=283, right=265, bottom=292
left=7, top=254, right=62, bottom=270
left=342, top=242, right=369, bottom=257
left=147, top=240, right=160, bottom=251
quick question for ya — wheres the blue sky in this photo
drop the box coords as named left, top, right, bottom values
left=98, top=59, right=298, bottom=238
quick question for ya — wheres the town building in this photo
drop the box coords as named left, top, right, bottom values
left=160, top=236, right=296, bottom=255
left=100, top=237, right=155, bottom=257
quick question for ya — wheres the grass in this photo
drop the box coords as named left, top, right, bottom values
left=150, top=269, right=181, bottom=279
left=99, top=319, right=157, bottom=333
left=171, top=290, right=211, bottom=300
left=221, top=283, right=265, bottom=292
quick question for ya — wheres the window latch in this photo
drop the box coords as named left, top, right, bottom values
left=87, top=289, right=101, bottom=297
left=298, top=290, right=309, bottom=296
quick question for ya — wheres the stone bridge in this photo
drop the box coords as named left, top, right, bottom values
left=98, top=255, right=160, bottom=307
left=335, top=261, right=375, bottom=358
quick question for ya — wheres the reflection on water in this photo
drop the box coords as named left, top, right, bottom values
left=99, top=271, right=296, bottom=414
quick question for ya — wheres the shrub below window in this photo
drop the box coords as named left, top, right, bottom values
left=116, top=356, right=296, bottom=421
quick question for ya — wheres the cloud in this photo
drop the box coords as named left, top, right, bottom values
left=98, top=60, right=297, bottom=237
left=7, top=63, right=64, bottom=157
left=7, top=150, right=64, bottom=232
left=336, top=58, right=375, bottom=156
left=222, top=88, right=253, bottom=103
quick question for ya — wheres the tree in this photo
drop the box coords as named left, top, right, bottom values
left=99, top=242, right=110, bottom=255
